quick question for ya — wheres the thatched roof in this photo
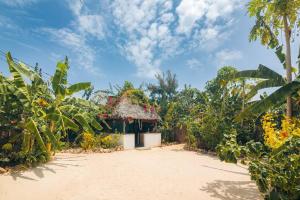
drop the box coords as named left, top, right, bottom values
left=110, top=97, right=161, bottom=121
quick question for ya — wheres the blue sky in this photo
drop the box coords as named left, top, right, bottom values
left=0, top=0, right=298, bottom=91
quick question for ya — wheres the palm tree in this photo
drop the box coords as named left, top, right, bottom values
left=147, top=70, right=178, bottom=119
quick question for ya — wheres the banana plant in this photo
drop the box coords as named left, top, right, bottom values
left=45, top=57, right=103, bottom=143
left=2, top=52, right=49, bottom=154
left=2, top=53, right=96, bottom=154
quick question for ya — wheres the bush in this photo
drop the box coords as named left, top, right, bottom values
left=161, top=128, right=176, bottom=143
left=80, top=132, right=95, bottom=150
left=216, top=114, right=300, bottom=200
left=198, top=112, right=230, bottom=151
left=248, top=137, right=300, bottom=200
left=95, top=134, right=120, bottom=149
left=216, top=129, right=241, bottom=163
left=185, top=121, right=200, bottom=150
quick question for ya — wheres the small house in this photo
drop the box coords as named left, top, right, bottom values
left=102, top=96, right=161, bottom=149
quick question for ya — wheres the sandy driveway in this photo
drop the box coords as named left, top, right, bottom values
left=0, top=145, right=261, bottom=200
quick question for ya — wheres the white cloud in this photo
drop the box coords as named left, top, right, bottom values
left=77, top=14, right=105, bottom=39
left=0, top=0, right=37, bottom=7
left=39, top=1, right=106, bottom=76
left=68, top=0, right=82, bottom=16
left=42, top=28, right=101, bottom=76
left=111, top=0, right=176, bottom=79
left=36, top=0, right=242, bottom=79
left=0, top=15, right=16, bottom=29
left=176, top=0, right=241, bottom=36
left=67, top=0, right=106, bottom=39
left=160, top=13, right=174, bottom=24
left=109, top=0, right=242, bottom=78
left=192, top=23, right=233, bottom=51
left=215, top=49, right=242, bottom=67
left=176, top=0, right=208, bottom=35
left=187, top=58, right=203, bottom=70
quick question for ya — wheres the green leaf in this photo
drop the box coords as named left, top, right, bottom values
left=25, top=118, right=47, bottom=153
left=74, top=114, right=95, bottom=134
left=275, top=45, right=286, bottom=69
left=237, top=80, right=300, bottom=120
left=91, top=118, right=102, bottom=131
left=43, top=126, right=59, bottom=150
left=67, top=82, right=91, bottom=96
left=52, top=62, right=68, bottom=97
left=245, top=79, right=285, bottom=100
left=6, top=52, right=27, bottom=89
left=61, top=115, right=79, bottom=131
left=45, top=113, right=79, bottom=132
left=235, top=64, right=285, bottom=81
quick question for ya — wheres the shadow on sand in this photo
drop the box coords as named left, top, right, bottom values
left=7, top=154, right=85, bottom=181
left=200, top=180, right=261, bottom=200
left=200, top=165, right=249, bottom=176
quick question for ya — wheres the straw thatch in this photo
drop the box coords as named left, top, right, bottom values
left=111, top=97, right=161, bottom=121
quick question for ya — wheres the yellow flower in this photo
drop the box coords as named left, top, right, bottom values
left=262, top=113, right=300, bottom=149
left=37, top=98, right=48, bottom=107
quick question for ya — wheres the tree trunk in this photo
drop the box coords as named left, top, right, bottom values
left=241, top=79, right=245, bottom=126
left=283, top=15, right=293, bottom=118
left=298, top=46, right=300, bottom=73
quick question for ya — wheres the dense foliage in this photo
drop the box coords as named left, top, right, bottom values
left=1, top=1, right=299, bottom=199
left=0, top=53, right=105, bottom=167
left=161, top=66, right=260, bottom=150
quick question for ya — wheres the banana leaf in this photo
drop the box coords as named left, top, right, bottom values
left=245, top=79, right=285, bottom=100
left=52, top=62, right=68, bottom=97
left=67, top=82, right=91, bottom=96
left=91, top=118, right=103, bottom=131
left=74, top=114, right=95, bottom=134
left=236, top=80, right=300, bottom=120
left=45, top=113, right=79, bottom=132
left=25, top=118, right=47, bottom=153
left=235, top=64, right=285, bottom=81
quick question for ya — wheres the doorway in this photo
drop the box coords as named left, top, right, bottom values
left=134, top=120, right=144, bottom=147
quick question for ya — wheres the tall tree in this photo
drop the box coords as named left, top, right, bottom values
left=147, top=70, right=178, bottom=118
left=148, top=70, right=178, bottom=102
left=248, top=0, right=300, bottom=117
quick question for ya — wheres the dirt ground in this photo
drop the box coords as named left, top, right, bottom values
left=0, top=145, right=262, bottom=200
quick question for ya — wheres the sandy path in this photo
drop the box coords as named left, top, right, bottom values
left=0, top=145, right=261, bottom=200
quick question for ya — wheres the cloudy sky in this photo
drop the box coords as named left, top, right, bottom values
left=0, top=0, right=297, bottom=90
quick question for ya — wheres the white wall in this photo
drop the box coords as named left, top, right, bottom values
left=143, top=133, right=161, bottom=148
left=119, top=134, right=135, bottom=149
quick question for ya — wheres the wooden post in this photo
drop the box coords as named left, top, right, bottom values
left=123, top=120, right=126, bottom=134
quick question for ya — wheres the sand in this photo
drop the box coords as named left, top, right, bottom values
left=0, top=145, right=262, bottom=200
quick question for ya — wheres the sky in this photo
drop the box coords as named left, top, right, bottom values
left=0, top=0, right=299, bottom=91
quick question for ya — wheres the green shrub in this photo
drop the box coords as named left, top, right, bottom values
left=217, top=134, right=300, bottom=200
left=2, top=143, right=13, bottom=152
left=216, top=129, right=241, bottom=163
left=185, top=121, right=200, bottom=150
left=80, top=132, right=95, bottom=150
left=198, top=112, right=230, bottom=151
left=248, top=137, right=300, bottom=200
left=96, top=134, right=120, bottom=149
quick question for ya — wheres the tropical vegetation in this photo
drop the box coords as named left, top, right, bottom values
left=0, top=53, right=109, bottom=167
left=1, top=0, right=300, bottom=199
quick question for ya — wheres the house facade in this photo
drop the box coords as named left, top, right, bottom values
left=102, top=97, right=161, bottom=149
